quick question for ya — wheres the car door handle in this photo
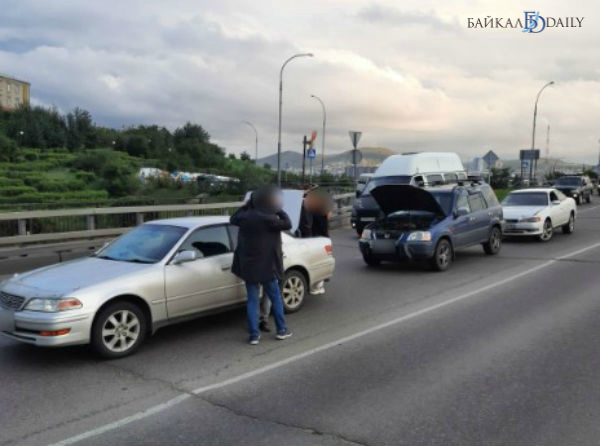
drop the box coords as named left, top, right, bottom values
left=469, top=217, right=476, bottom=222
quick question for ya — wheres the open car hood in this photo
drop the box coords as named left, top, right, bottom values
left=371, top=185, right=447, bottom=217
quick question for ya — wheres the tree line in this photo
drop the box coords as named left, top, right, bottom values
left=0, top=105, right=239, bottom=172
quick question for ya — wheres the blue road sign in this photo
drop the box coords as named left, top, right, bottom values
left=307, top=148, right=316, bottom=159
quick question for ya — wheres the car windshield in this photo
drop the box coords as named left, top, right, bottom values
left=362, top=176, right=412, bottom=196
left=555, top=177, right=581, bottom=186
left=503, top=192, right=548, bottom=206
left=431, top=191, right=453, bottom=215
left=96, top=224, right=187, bottom=263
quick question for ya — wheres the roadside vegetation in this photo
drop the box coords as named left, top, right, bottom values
left=0, top=106, right=292, bottom=210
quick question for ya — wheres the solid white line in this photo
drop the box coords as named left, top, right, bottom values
left=49, top=394, right=191, bottom=446
left=49, top=240, right=600, bottom=446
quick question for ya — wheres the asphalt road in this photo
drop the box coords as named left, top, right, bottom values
left=2, top=203, right=600, bottom=446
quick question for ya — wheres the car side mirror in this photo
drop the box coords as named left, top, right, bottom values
left=172, top=250, right=197, bottom=265
left=551, top=200, right=560, bottom=205
left=455, top=206, right=469, bottom=218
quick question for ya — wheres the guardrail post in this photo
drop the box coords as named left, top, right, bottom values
left=136, top=212, right=144, bottom=226
left=18, top=219, right=27, bottom=236
left=86, top=215, right=96, bottom=231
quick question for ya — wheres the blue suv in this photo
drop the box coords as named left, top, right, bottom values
left=358, top=183, right=503, bottom=271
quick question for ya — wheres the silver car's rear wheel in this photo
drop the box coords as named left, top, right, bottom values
left=92, top=301, right=147, bottom=358
left=281, top=270, right=307, bottom=313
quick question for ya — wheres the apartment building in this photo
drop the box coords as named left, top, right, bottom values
left=0, top=74, right=30, bottom=110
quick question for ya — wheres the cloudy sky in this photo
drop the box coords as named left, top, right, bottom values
left=1, top=0, right=599, bottom=162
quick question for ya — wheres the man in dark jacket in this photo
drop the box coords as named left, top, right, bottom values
left=230, top=185, right=293, bottom=345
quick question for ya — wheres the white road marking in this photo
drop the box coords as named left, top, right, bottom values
left=49, top=394, right=191, bottom=446
left=49, top=240, right=600, bottom=446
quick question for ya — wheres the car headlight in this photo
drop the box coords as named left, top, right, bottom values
left=361, top=228, right=372, bottom=240
left=407, top=231, right=432, bottom=242
left=522, top=216, right=542, bottom=223
left=24, top=298, right=83, bottom=312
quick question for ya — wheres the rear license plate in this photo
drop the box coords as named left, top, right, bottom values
left=360, top=217, right=376, bottom=222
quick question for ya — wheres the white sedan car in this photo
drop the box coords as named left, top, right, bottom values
left=502, top=188, right=577, bottom=241
left=0, top=216, right=335, bottom=358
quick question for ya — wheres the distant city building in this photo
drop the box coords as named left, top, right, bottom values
left=0, top=74, right=30, bottom=110
left=345, top=165, right=377, bottom=177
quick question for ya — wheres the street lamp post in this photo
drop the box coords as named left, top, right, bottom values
left=243, top=121, right=258, bottom=161
left=277, top=52, right=314, bottom=186
left=310, top=94, right=327, bottom=176
left=530, top=81, right=554, bottom=182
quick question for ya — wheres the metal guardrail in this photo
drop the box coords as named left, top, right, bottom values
left=0, top=193, right=355, bottom=247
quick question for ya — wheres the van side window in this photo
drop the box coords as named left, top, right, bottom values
left=468, top=193, right=486, bottom=211
left=444, top=173, right=458, bottom=184
left=426, top=174, right=443, bottom=185
left=455, top=191, right=470, bottom=212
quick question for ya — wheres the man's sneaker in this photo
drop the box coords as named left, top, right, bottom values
left=276, top=329, right=293, bottom=340
left=249, top=334, right=260, bottom=345
left=259, top=321, right=271, bottom=333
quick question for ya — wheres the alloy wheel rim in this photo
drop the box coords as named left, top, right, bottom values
left=438, top=243, right=450, bottom=267
left=102, top=310, right=140, bottom=353
left=541, top=221, right=553, bottom=241
left=491, top=229, right=501, bottom=250
left=282, top=276, right=304, bottom=309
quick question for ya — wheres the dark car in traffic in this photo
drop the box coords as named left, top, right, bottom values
left=358, top=183, right=503, bottom=271
left=553, top=175, right=593, bottom=204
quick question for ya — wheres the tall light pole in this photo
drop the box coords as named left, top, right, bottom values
left=277, top=52, right=314, bottom=186
left=243, top=121, right=258, bottom=161
left=310, top=94, right=327, bottom=176
left=530, top=81, right=554, bottom=182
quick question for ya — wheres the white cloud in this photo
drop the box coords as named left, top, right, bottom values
left=0, top=0, right=599, bottom=163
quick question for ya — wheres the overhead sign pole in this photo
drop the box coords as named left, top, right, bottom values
left=349, top=131, right=362, bottom=182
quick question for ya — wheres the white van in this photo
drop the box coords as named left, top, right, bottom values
left=374, top=152, right=467, bottom=186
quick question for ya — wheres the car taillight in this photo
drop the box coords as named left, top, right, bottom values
left=324, top=245, right=333, bottom=255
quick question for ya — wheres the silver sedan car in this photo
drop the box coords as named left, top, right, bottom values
left=0, top=216, right=335, bottom=357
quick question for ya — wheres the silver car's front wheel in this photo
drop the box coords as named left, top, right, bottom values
left=102, top=310, right=140, bottom=353
left=281, top=270, right=307, bottom=313
left=92, top=301, right=147, bottom=358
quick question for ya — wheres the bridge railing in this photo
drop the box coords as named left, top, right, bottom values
left=0, top=193, right=355, bottom=247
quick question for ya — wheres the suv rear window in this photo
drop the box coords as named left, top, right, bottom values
left=467, top=193, right=486, bottom=211
left=481, top=186, right=499, bottom=207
